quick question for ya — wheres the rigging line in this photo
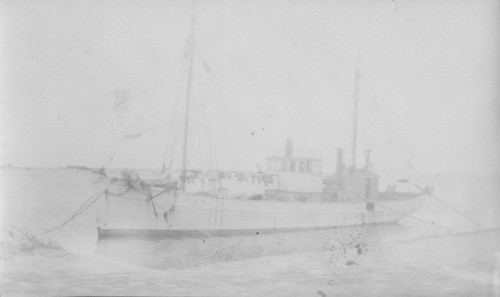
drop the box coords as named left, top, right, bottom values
left=208, top=142, right=215, bottom=171
left=414, top=184, right=481, bottom=227
left=213, top=145, right=219, bottom=172
left=203, top=117, right=214, bottom=172
left=212, top=138, right=220, bottom=172
left=103, top=134, right=125, bottom=170
left=135, top=51, right=172, bottom=118
left=361, top=100, right=369, bottom=152
left=161, top=59, right=187, bottom=173
left=196, top=47, right=229, bottom=100
left=196, top=47, right=226, bottom=173
left=135, top=43, right=187, bottom=123
left=139, top=60, right=169, bottom=116
left=148, top=48, right=186, bottom=111
left=202, top=107, right=213, bottom=170
left=179, top=2, right=196, bottom=192
left=168, top=137, right=178, bottom=172
left=193, top=100, right=206, bottom=171
left=189, top=69, right=209, bottom=173
left=351, top=67, right=361, bottom=169
left=161, top=107, right=179, bottom=172
left=204, top=119, right=217, bottom=171
left=208, top=139, right=215, bottom=171
left=207, top=139, right=214, bottom=170
left=366, top=199, right=454, bottom=233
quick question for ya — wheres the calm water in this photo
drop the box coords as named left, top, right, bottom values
left=0, top=168, right=499, bottom=296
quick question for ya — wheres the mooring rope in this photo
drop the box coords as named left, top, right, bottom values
left=39, top=185, right=111, bottom=235
left=414, top=184, right=481, bottom=227
left=366, top=198, right=455, bottom=233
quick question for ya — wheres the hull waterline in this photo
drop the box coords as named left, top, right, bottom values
left=96, top=183, right=427, bottom=240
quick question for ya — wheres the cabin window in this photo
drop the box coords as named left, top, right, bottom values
left=299, top=161, right=305, bottom=172
left=290, top=160, right=296, bottom=172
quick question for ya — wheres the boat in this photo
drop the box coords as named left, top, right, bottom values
left=94, top=6, right=427, bottom=240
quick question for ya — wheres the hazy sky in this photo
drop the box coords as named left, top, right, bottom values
left=0, top=0, right=499, bottom=177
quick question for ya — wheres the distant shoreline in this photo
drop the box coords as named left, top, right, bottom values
left=1, top=166, right=498, bottom=180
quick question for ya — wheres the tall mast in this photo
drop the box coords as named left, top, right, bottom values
left=180, top=2, right=195, bottom=191
left=351, top=67, right=360, bottom=169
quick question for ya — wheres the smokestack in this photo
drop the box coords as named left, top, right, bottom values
left=336, top=148, right=344, bottom=175
left=351, top=67, right=361, bottom=169
left=365, top=149, right=371, bottom=170
left=285, top=138, right=293, bottom=158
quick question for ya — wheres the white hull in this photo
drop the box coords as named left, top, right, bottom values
left=96, top=181, right=426, bottom=239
